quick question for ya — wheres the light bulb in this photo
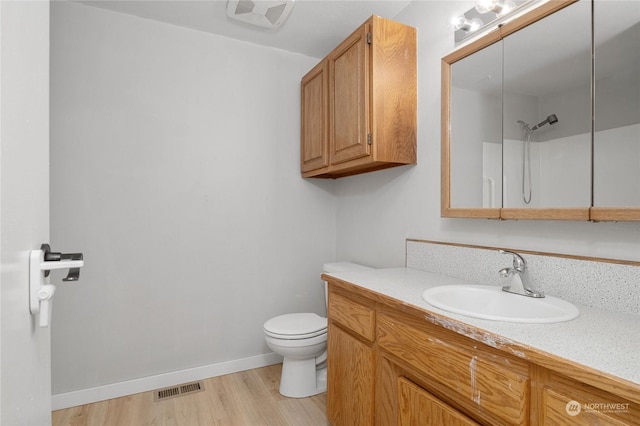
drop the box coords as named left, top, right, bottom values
left=451, top=15, right=467, bottom=30
left=475, top=0, right=513, bottom=16
left=501, top=0, right=516, bottom=15
left=451, top=15, right=483, bottom=32
left=475, top=0, right=498, bottom=14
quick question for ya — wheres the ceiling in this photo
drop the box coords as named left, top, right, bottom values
left=77, top=0, right=412, bottom=59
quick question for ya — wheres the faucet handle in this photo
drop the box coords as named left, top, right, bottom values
left=498, top=267, right=511, bottom=277
left=499, top=249, right=527, bottom=270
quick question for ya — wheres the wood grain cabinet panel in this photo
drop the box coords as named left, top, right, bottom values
left=300, top=15, right=416, bottom=178
left=327, top=291, right=375, bottom=342
left=329, top=23, right=369, bottom=166
left=398, top=377, right=480, bottom=426
left=300, top=61, right=328, bottom=173
left=327, top=323, right=375, bottom=426
left=540, top=371, right=640, bottom=425
left=377, top=313, right=529, bottom=425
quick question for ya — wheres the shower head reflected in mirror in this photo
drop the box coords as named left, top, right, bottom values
left=517, top=113, right=558, bottom=205
left=531, top=114, right=558, bottom=131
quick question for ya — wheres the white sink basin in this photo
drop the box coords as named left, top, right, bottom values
left=422, top=285, right=579, bottom=323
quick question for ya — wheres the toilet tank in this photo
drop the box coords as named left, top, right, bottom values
left=322, top=262, right=372, bottom=309
left=323, top=262, right=373, bottom=274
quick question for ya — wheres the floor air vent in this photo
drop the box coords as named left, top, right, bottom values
left=154, top=381, right=204, bottom=402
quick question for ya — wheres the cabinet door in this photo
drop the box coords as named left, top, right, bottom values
left=540, top=371, right=639, bottom=425
left=329, top=23, right=370, bottom=165
left=301, top=60, right=328, bottom=173
left=327, top=323, right=375, bottom=426
left=398, top=377, right=480, bottom=426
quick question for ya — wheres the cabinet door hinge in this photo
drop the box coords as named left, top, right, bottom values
left=366, top=32, right=372, bottom=44
left=367, top=134, right=372, bottom=145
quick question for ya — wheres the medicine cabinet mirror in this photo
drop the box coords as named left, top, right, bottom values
left=442, top=0, right=640, bottom=221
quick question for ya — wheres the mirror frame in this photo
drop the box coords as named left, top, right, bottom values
left=442, top=30, right=502, bottom=219
left=442, top=0, right=640, bottom=221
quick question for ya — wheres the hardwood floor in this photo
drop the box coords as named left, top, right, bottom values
left=52, top=364, right=329, bottom=426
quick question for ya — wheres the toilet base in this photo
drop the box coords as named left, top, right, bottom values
left=279, top=356, right=327, bottom=398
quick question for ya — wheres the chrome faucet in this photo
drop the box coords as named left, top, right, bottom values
left=498, top=249, right=544, bottom=298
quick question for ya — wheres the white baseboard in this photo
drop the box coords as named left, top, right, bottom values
left=52, top=352, right=283, bottom=411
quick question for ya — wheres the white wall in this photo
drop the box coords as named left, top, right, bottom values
left=50, top=2, right=335, bottom=395
left=450, top=87, right=499, bottom=208
left=594, top=124, right=640, bottom=206
left=335, top=1, right=640, bottom=267
left=502, top=134, right=592, bottom=209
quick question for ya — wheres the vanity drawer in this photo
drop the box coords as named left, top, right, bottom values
left=328, top=290, right=375, bottom=342
left=377, top=312, right=530, bottom=425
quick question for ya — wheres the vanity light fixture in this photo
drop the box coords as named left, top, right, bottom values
left=453, top=0, right=537, bottom=45
left=451, top=15, right=483, bottom=33
left=475, top=0, right=516, bottom=16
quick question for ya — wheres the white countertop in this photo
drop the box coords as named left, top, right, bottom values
left=326, top=267, right=640, bottom=386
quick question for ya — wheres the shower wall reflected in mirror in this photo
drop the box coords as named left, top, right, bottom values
left=593, top=1, right=640, bottom=209
left=502, top=0, right=591, bottom=210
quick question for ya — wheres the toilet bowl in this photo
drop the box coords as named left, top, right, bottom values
left=263, top=262, right=372, bottom=398
left=264, top=312, right=328, bottom=398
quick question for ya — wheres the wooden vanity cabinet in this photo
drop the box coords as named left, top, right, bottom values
left=326, top=289, right=376, bottom=425
left=376, top=310, right=530, bottom=426
left=398, top=377, right=480, bottom=426
left=327, top=324, right=375, bottom=425
left=301, top=16, right=416, bottom=179
left=325, top=278, right=640, bottom=426
left=538, top=370, right=640, bottom=425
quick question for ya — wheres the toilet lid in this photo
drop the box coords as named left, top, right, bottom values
left=264, top=313, right=327, bottom=338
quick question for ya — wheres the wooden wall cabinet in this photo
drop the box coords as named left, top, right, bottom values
left=301, top=16, right=416, bottom=179
left=326, top=279, right=640, bottom=426
left=301, top=61, right=329, bottom=173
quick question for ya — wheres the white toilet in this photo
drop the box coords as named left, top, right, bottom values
left=263, top=262, right=372, bottom=398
